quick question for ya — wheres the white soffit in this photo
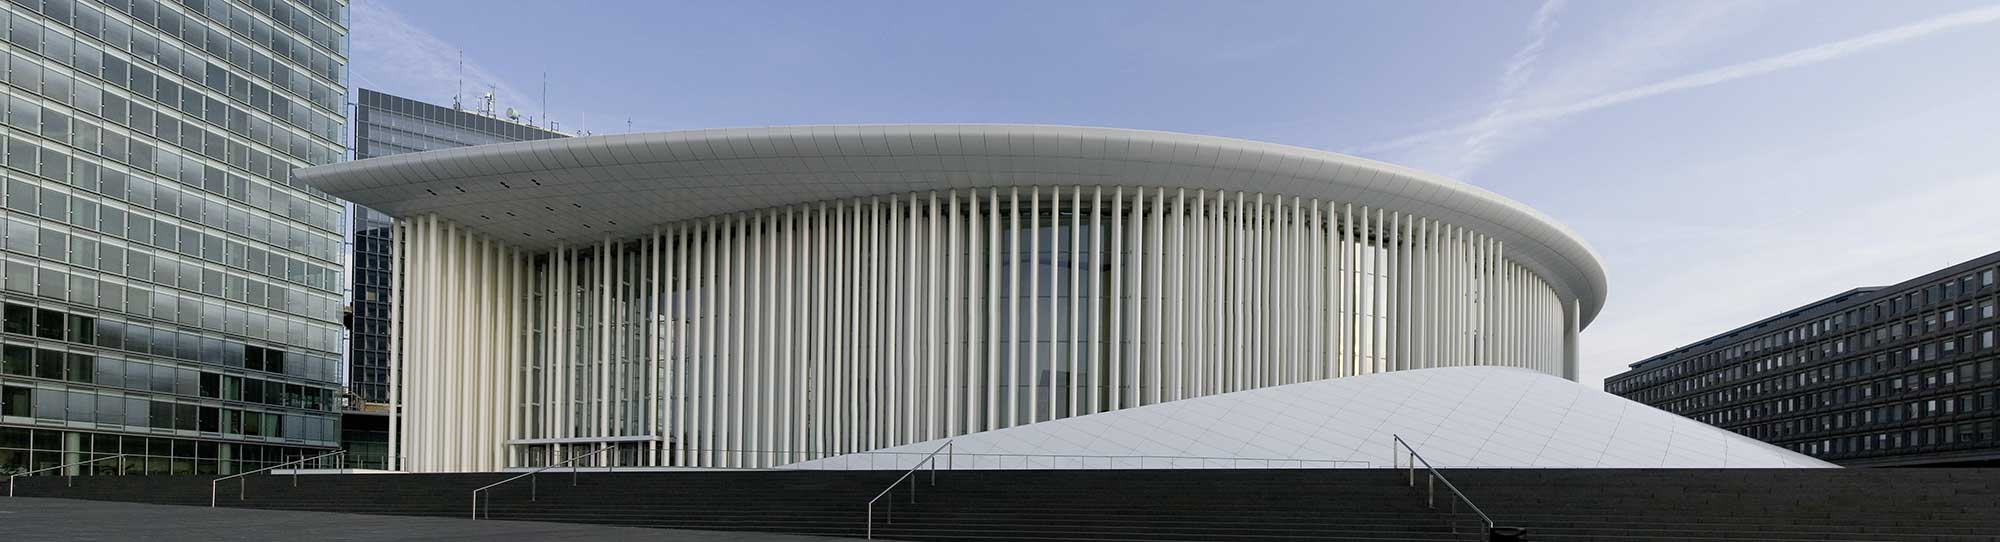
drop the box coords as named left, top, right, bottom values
left=298, top=124, right=1608, bottom=325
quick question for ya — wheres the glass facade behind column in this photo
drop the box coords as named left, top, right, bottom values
left=0, top=0, right=347, bottom=476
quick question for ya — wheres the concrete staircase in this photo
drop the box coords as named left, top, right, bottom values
left=7, top=468, right=2000, bottom=541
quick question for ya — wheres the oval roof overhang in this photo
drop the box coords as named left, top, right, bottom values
left=299, top=124, right=1606, bottom=326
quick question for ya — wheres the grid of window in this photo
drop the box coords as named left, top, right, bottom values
left=1609, top=255, right=2000, bottom=466
left=0, top=0, right=343, bottom=476
left=351, top=88, right=566, bottom=161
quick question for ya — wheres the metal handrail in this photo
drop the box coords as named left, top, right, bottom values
left=7, top=454, right=128, bottom=497
left=864, top=440, right=952, bottom=540
left=1390, top=434, right=1494, bottom=535
left=210, top=449, right=347, bottom=507
left=471, top=445, right=613, bottom=519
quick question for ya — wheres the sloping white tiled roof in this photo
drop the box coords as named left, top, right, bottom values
left=796, top=366, right=1834, bottom=469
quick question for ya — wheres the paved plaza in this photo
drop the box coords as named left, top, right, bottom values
left=0, top=497, right=869, bottom=541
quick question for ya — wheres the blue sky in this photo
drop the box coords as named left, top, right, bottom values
left=350, top=0, right=2000, bottom=386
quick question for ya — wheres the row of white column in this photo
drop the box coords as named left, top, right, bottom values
left=390, top=186, right=1573, bottom=472
left=388, top=215, right=529, bottom=473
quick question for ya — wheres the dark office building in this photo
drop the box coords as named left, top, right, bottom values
left=1609, top=250, right=2000, bottom=467
left=0, top=0, right=350, bottom=477
left=338, top=89, right=563, bottom=469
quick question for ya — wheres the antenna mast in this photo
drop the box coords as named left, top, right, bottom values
left=453, top=50, right=464, bottom=110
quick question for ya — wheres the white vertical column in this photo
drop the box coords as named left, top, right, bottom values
left=1068, top=186, right=1082, bottom=419
left=1250, top=194, right=1263, bottom=389
left=1232, top=193, right=1246, bottom=389
left=1307, top=199, right=1318, bottom=379
left=1135, top=188, right=1147, bottom=402
left=1168, top=189, right=1185, bottom=400
left=1373, top=207, right=1387, bottom=375
left=975, top=190, right=994, bottom=432
left=1149, top=188, right=1166, bottom=403
left=1028, top=187, right=1042, bottom=423
left=763, top=212, right=780, bottom=459
left=1089, top=187, right=1104, bottom=414
left=927, top=191, right=943, bottom=439
left=876, top=197, right=890, bottom=449
left=987, top=188, right=1002, bottom=429
left=1339, top=204, right=1351, bottom=377
left=476, top=238, right=494, bottom=470
left=1108, top=187, right=1125, bottom=411
left=812, top=204, right=827, bottom=459
left=598, top=237, right=612, bottom=453
left=1007, top=188, right=1021, bottom=427
left=947, top=191, right=964, bottom=435
left=508, top=249, right=523, bottom=467
left=1191, top=190, right=1208, bottom=396
left=702, top=219, right=719, bottom=465
left=846, top=201, right=864, bottom=454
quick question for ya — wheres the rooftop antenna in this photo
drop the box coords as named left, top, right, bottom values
left=479, top=84, right=497, bottom=117
left=626, top=117, right=633, bottom=133
left=452, top=50, right=464, bottom=111
left=540, top=71, right=548, bottom=130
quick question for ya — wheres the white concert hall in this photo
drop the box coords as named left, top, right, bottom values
left=301, top=124, right=1632, bottom=473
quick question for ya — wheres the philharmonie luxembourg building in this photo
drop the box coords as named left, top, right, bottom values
left=301, top=125, right=1830, bottom=473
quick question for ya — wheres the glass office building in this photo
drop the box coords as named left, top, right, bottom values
left=1609, top=250, right=2000, bottom=467
left=0, top=0, right=348, bottom=477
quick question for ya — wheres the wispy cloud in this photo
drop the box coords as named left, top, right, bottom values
left=1357, top=3, right=2000, bottom=159
left=350, top=0, right=533, bottom=117
left=1450, top=0, right=1565, bottom=178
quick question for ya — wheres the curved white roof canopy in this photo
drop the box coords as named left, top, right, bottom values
left=794, top=366, right=1835, bottom=470
left=298, top=124, right=1607, bottom=325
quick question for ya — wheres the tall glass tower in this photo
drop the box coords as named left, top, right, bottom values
left=0, top=0, right=347, bottom=477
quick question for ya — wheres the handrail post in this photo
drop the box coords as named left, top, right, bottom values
left=9, top=454, right=128, bottom=498
left=208, top=449, right=344, bottom=508
left=1389, top=434, right=1495, bottom=534
left=469, top=445, right=610, bottom=520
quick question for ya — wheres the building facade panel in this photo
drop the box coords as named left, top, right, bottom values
left=0, top=0, right=348, bottom=477
left=1610, top=251, right=2000, bottom=467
